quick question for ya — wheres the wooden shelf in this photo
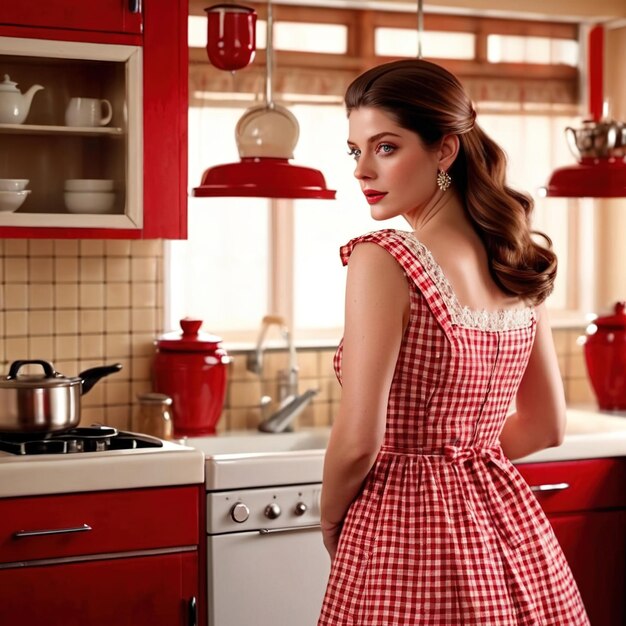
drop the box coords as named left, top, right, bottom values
left=0, top=123, right=124, bottom=136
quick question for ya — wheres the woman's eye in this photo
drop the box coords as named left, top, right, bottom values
left=377, top=143, right=395, bottom=155
left=347, top=147, right=361, bottom=160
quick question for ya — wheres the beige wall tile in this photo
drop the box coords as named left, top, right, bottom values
left=567, top=329, right=586, bottom=355
left=80, top=309, right=105, bottom=334
left=80, top=240, right=104, bottom=256
left=80, top=334, right=104, bottom=359
left=131, top=308, right=157, bottom=333
left=104, top=405, right=131, bottom=431
left=4, top=240, right=27, bottom=255
left=80, top=284, right=104, bottom=309
left=229, top=380, right=263, bottom=408
left=105, top=309, right=131, bottom=333
left=131, top=257, right=158, bottom=281
left=82, top=383, right=104, bottom=408
left=28, top=284, right=54, bottom=310
left=5, top=311, right=28, bottom=337
left=568, top=353, right=589, bottom=379
left=28, top=240, right=54, bottom=256
left=28, top=310, right=54, bottom=336
left=567, top=377, right=597, bottom=406
left=54, top=240, right=80, bottom=256
left=319, top=349, right=338, bottom=377
left=4, top=258, right=28, bottom=283
left=106, top=282, right=130, bottom=307
left=54, top=309, right=78, bottom=334
left=105, top=332, right=132, bottom=358
left=55, top=335, right=79, bottom=360
left=552, top=329, right=569, bottom=356
left=298, top=351, right=319, bottom=379
left=28, top=335, right=54, bottom=360
left=229, top=354, right=258, bottom=381
left=106, top=257, right=131, bottom=282
left=80, top=257, right=105, bottom=282
left=264, top=351, right=290, bottom=378
left=5, top=337, right=28, bottom=361
left=131, top=240, right=162, bottom=257
left=4, top=284, right=27, bottom=309
left=105, top=240, right=132, bottom=256
left=106, top=380, right=131, bottom=405
left=55, top=283, right=79, bottom=309
left=131, top=335, right=156, bottom=357
left=131, top=355, right=152, bottom=381
left=55, top=257, right=80, bottom=283
left=29, top=257, right=54, bottom=283
left=131, top=282, right=157, bottom=308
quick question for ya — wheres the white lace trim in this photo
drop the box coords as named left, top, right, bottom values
left=396, top=231, right=535, bottom=331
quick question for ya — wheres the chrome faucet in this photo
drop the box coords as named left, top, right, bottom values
left=247, top=315, right=319, bottom=433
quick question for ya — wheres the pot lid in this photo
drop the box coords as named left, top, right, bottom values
left=589, top=301, right=626, bottom=330
left=0, top=74, right=19, bottom=93
left=156, top=318, right=223, bottom=352
left=1, top=360, right=80, bottom=388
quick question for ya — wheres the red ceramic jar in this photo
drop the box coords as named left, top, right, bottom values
left=583, top=301, right=626, bottom=410
left=153, top=319, right=230, bottom=437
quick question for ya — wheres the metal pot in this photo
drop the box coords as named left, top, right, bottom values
left=0, top=359, right=122, bottom=434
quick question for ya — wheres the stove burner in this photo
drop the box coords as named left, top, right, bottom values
left=0, top=425, right=164, bottom=456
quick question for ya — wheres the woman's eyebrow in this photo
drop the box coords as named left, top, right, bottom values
left=347, top=131, right=402, bottom=146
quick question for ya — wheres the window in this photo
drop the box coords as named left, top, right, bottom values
left=168, top=4, right=584, bottom=342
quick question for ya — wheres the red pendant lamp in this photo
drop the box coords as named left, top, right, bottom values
left=193, top=0, right=336, bottom=200
left=542, top=25, right=626, bottom=198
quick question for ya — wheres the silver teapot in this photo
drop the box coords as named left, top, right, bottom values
left=564, top=119, right=622, bottom=160
left=0, top=74, right=44, bottom=125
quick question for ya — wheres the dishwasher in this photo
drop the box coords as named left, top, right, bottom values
left=206, top=482, right=330, bottom=625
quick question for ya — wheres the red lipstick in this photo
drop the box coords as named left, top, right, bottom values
left=363, top=189, right=387, bottom=205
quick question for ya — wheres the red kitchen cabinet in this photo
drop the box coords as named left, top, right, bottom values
left=0, top=0, right=188, bottom=239
left=0, top=485, right=205, bottom=626
left=0, top=0, right=142, bottom=35
left=517, top=458, right=626, bottom=626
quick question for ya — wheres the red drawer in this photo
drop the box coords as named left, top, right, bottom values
left=516, top=458, right=626, bottom=514
left=0, top=486, right=200, bottom=564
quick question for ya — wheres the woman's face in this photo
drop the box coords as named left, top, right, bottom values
left=347, top=106, right=441, bottom=223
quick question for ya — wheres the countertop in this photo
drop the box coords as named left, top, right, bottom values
left=0, top=440, right=205, bottom=498
left=515, top=406, right=626, bottom=464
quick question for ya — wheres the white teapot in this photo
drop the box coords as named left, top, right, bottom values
left=0, top=74, right=44, bottom=124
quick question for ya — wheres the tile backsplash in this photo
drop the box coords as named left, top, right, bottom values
left=0, top=238, right=163, bottom=431
left=0, top=237, right=597, bottom=434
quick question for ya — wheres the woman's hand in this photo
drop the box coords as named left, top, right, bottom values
left=321, top=519, right=343, bottom=562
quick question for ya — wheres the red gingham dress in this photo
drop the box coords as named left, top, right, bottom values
left=318, top=229, right=589, bottom=626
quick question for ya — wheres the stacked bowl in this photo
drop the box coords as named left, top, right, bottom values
left=64, top=179, right=115, bottom=214
left=0, top=179, right=31, bottom=212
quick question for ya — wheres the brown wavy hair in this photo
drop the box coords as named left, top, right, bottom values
left=345, top=58, right=557, bottom=305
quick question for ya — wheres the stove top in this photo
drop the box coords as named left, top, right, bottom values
left=0, top=425, right=163, bottom=456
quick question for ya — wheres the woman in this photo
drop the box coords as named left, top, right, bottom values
left=318, top=59, right=589, bottom=625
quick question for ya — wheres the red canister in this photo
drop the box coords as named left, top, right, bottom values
left=583, top=301, right=626, bottom=410
left=153, top=318, right=229, bottom=437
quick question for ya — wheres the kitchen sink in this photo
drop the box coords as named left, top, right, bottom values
left=183, top=427, right=331, bottom=490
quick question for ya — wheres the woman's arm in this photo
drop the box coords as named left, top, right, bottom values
left=499, top=303, right=567, bottom=460
left=320, top=242, right=408, bottom=559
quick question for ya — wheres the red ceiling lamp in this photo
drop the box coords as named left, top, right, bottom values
left=193, top=0, right=336, bottom=200
left=542, top=24, right=626, bottom=198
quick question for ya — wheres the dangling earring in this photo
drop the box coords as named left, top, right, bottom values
left=436, top=169, right=452, bottom=192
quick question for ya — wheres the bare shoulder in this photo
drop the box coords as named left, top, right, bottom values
left=347, top=240, right=406, bottom=281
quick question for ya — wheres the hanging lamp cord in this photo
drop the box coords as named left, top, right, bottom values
left=417, top=0, right=424, bottom=59
left=265, top=0, right=275, bottom=109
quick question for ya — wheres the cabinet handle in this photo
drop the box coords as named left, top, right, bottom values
left=530, top=482, right=570, bottom=493
left=188, top=596, right=197, bottom=626
left=128, top=0, right=142, bottom=13
left=259, top=523, right=321, bottom=535
left=14, top=523, right=92, bottom=538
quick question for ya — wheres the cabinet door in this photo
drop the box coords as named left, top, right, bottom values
left=550, top=511, right=626, bottom=626
left=0, top=0, right=142, bottom=35
left=0, top=552, right=198, bottom=626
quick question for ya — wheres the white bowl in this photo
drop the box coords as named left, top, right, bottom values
left=0, top=189, right=30, bottom=212
left=64, top=191, right=115, bottom=214
left=0, top=179, right=29, bottom=192
left=65, top=179, right=114, bottom=192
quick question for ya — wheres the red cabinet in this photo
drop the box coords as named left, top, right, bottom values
left=0, top=0, right=142, bottom=35
left=0, top=485, right=205, bottom=626
left=0, top=0, right=188, bottom=239
left=517, top=458, right=626, bottom=626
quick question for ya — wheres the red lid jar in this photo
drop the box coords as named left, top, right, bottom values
left=153, top=318, right=230, bottom=437
left=583, top=301, right=626, bottom=410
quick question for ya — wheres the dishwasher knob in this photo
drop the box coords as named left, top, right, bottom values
left=230, top=502, right=250, bottom=523
left=264, top=503, right=281, bottom=519
left=294, top=502, right=308, bottom=516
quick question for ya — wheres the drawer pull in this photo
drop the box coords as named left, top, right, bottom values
left=530, top=482, right=570, bottom=494
left=14, top=523, right=93, bottom=538
left=128, top=0, right=142, bottom=13
left=259, top=523, right=321, bottom=535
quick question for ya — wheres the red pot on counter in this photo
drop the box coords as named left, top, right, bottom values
left=153, top=318, right=230, bottom=437
left=583, top=301, right=626, bottom=410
